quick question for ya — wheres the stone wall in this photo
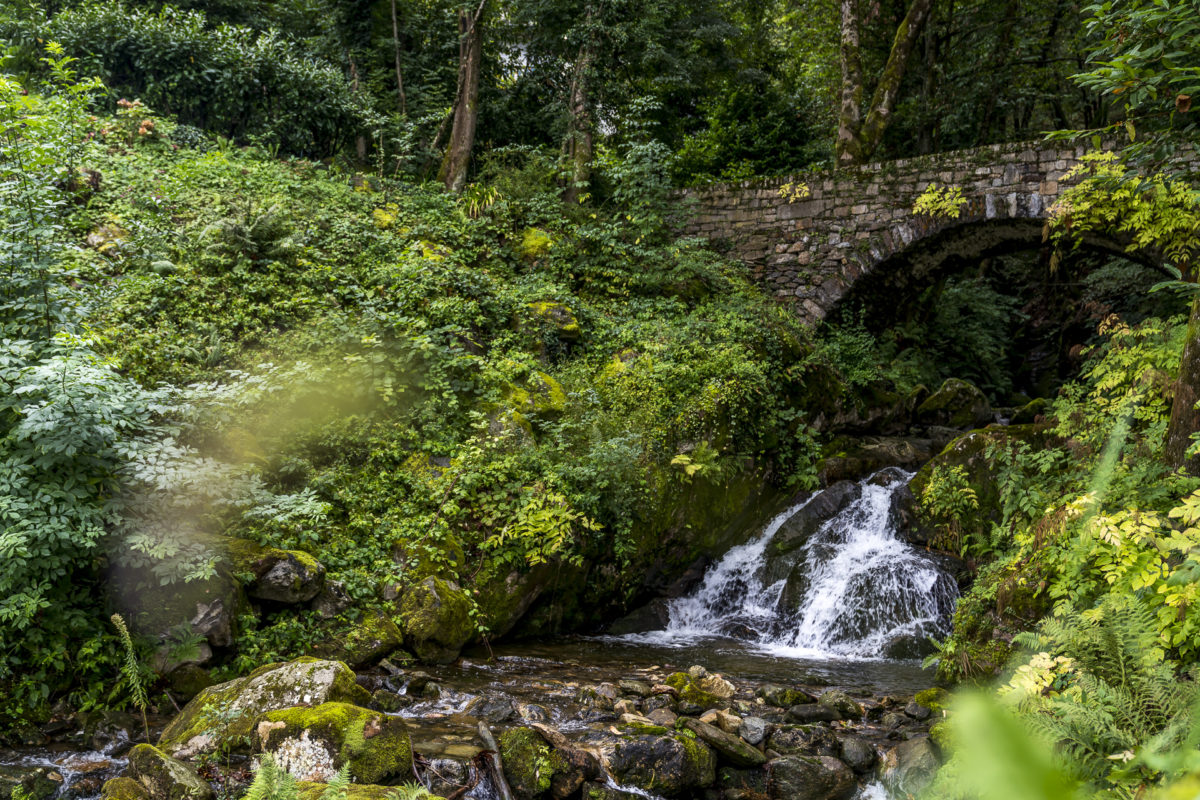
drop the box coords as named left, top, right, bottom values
left=678, top=141, right=1089, bottom=324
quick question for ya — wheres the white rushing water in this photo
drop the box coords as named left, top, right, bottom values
left=631, top=470, right=958, bottom=660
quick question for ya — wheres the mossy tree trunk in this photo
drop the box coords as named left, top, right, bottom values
left=836, top=0, right=934, bottom=165
left=440, top=0, right=486, bottom=192
left=1166, top=295, right=1200, bottom=474
left=563, top=44, right=594, bottom=206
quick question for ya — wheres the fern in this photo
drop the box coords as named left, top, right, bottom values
left=110, top=613, right=150, bottom=742
left=383, top=784, right=434, bottom=800
left=318, top=766, right=351, bottom=800
left=243, top=754, right=299, bottom=800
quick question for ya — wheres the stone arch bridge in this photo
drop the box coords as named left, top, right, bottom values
left=678, top=141, right=1175, bottom=324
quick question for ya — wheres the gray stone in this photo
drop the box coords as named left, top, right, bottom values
left=839, top=736, right=877, bottom=773
left=786, top=704, right=839, bottom=723
left=817, top=690, right=864, bottom=720
left=738, top=717, right=770, bottom=746
left=126, top=744, right=214, bottom=800
left=608, top=734, right=717, bottom=796
left=680, top=718, right=767, bottom=768
left=882, top=736, right=941, bottom=796
left=766, top=755, right=856, bottom=800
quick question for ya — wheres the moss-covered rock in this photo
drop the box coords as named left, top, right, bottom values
left=1011, top=397, right=1049, bottom=424
left=524, top=300, right=580, bottom=341
left=398, top=578, right=475, bottom=664
left=126, top=744, right=214, bottom=800
left=314, top=610, right=406, bottom=668
left=915, top=378, right=993, bottom=429
left=608, top=733, right=716, bottom=797
left=765, top=755, right=856, bottom=800
left=474, top=564, right=554, bottom=638
left=100, top=778, right=152, bottom=800
left=663, top=673, right=723, bottom=710
left=158, top=658, right=369, bottom=758
left=108, top=557, right=246, bottom=651
left=498, top=727, right=555, bottom=799
left=0, top=765, right=60, bottom=800
left=259, top=702, right=412, bottom=784
left=913, top=687, right=950, bottom=714
left=226, top=539, right=326, bottom=604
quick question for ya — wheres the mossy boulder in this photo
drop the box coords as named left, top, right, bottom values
left=226, top=539, right=325, bottom=604
left=913, top=687, right=950, bottom=715
left=100, top=778, right=152, bottom=800
left=158, top=658, right=370, bottom=758
left=498, top=727, right=555, bottom=799
left=1011, top=397, right=1049, bottom=424
left=523, top=300, right=580, bottom=341
left=663, top=673, right=724, bottom=710
left=126, top=744, right=213, bottom=800
left=915, top=378, right=993, bottom=429
left=0, top=765, right=60, bottom=800
left=259, top=702, right=412, bottom=784
left=398, top=577, right=475, bottom=664
left=608, top=733, right=716, bottom=797
left=314, top=610, right=406, bottom=668
left=474, top=564, right=554, bottom=638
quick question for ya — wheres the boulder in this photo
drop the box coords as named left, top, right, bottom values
left=608, top=734, right=716, bottom=797
left=916, top=378, right=993, bottom=429
left=881, top=736, right=940, bottom=796
left=838, top=736, right=877, bottom=773
left=398, top=578, right=475, bottom=664
left=757, top=685, right=815, bottom=709
left=662, top=672, right=727, bottom=711
left=158, top=658, right=369, bottom=759
left=766, top=755, right=856, bottom=800
left=109, top=560, right=245, bottom=650
left=606, top=599, right=672, bottom=636
left=100, top=778, right=151, bottom=800
left=476, top=565, right=554, bottom=638
left=817, top=690, right=863, bottom=720
left=311, top=581, right=352, bottom=619
left=498, top=727, right=555, bottom=799
left=768, top=725, right=840, bottom=759
left=227, top=540, right=325, bottom=604
left=258, top=703, right=412, bottom=784
left=314, top=610, right=405, bottom=668
left=0, top=765, right=60, bottom=800
left=679, top=718, right=766, bottom=768
left=126, top=745, right=213, bottom=800
left=530, top=723, right=602, bottom=798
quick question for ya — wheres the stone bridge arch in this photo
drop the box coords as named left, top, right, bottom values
left=678, top=141, right=1135, bottom=324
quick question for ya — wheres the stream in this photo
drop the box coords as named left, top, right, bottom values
left=2, top=468, right=959, bottom=800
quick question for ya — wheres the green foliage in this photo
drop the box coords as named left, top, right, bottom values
left=913, top=183, right=968, bottom=219
left=918, top=464, right=980, bottom=555
left=110, top=614, right=150, bottom=742
left=241, top=754, right=298, bottom=800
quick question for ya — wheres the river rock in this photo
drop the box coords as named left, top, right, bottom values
left=700, top=709, right=741, bottom=734
left=0, top=765, right=60, bottom=800
left=881, top=736, right=941, bottom=796
left=227, top=539, right=325, bottom=604
left=531, top=723, right=602, bottom=798
left=766, top=755, right=856, bottom=800
left=100, top=778, right=151, bottom=800
left=397, top=577, right=474, bottom=664
left=608, top=734, right=716, bottom=796
left=716, top=766, right=768, bottom=800
left=499, top=727, right=557, bottom=799
left=126, top=744, right=213, bottom=800
left=839, top=736, right=877, bottom=773
left=768, top=725, right=840, bottom=759
left=818, top=690, right=863, bottom=719
left=158, top=658, right=369, bottom=758
left=738, top=716, right=770, bottom=746
left=916, top=378, right=993, bottom=428
left=258, top=702, right=412, bottom=784
left=680, top=718, right=766, bottom=768
left=646, top=708, right=677, bottom=727
left=905, top=701, right=932, bottom=720
left=757, top=685, right=816, bottom=709
left=785, top=704, right=839, bottom=724
left=769, top=481, right=861, bottom=557
left=619, top=679, right=652, bottom=697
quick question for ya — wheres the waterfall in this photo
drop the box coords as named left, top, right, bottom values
left=639, top=470, right=958, bottom=660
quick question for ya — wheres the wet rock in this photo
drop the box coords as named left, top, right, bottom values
left=738, top=717, right=769, bottom=746
left=700, top=709, right=741, bottom=734
left=608, top=734, right=716, bottom=797
left=76, top=711, right=140, bottom=753
left=716, top=766, right=768, bottom=800
left=838, top=736, right=877, bottom=773
left=663, top=672, right=726, bottom=711
left=258, top=702, right=412, bottom=784
left=882, top=736, right=941, bottom=796
left=516, top=702, right=551, bottom=723
left=531, top=723, right=602, bottom=798
left=583, top=783, right=643, bottom=800
left=422, top=758, right=470, bottom=798
left=881, top=711, right=909, bottom=729
left=158, top=658, right=369, bottom=758
left=369, top=690, right=412, bottom=713
left=757, top=685, right=816, bottom=709
left=462, top=695, right=513, bottom=723
left=402, top=671, right=433, bottom=694
left=646, top=708, right=678, bottom=727
left=680, top=718, right=766, bottom=768
left=769, top=480, right=862, bottom=557
left=916, top=378, right=993, bottom=429
left=65, top=776, right=106, bottom=800
left=619, top=713, right=665, bottom=734
left=499, top=727, right=555, bottom=799
left=421, top=682, right=443, bottom=699
left=127, top=744, right=213, bottom=800
left=227, top=539, right=325, bottom=604
left=766, top=755, right=856, bottom=800
left=818, top=690, right=863, bottom=720
left=642, top=694, right=675, bottom=714
left=607, top=599, right=672, bottom=636
left=0, top=765, right=61, bottom=800
left=398, top=578, right=475, bottom=664
left=904, top=701, right=931, bottom=720
left=619, top=679, right=652, bottom=698
left=768, top=725, right=840, bottom=759
left=785, top=704, right=839, bottom=724
left=100, top=777, right=151, bottom=800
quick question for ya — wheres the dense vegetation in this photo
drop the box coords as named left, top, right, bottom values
left=1, top=0, right=1199, bottom=797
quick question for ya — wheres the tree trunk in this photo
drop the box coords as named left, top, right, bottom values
left=837, top=0, right=935, bottom=165
left=563, top=46, right=593, bottom=205
left=1166, top=296, right=1200, bottom=473
left=391, top=0, right=408, bottom=115
left=439, top=0, right=486, bottom=192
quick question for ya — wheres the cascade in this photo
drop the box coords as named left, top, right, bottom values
left=639, top=469, right=958, bottom=660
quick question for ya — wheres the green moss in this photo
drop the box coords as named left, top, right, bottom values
left=664, top=672, right=722, bottom=709
left=262, top=702, right=412, bottom=785
left=498, top=727, right=555, bottom=798
left=623, top=722, right=669, bottom=735
left=398, top=577, right=475, bottom=664
left=913, top=688, right=950, bottom=714
left=101, top=778, right=152, bottom=800
left=316, top=610, right=406, bottom=668
left=520, top=229, right=555, bottom=261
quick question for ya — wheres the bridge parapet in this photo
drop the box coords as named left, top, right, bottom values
left=678, top=141, right=1090, bottom=323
